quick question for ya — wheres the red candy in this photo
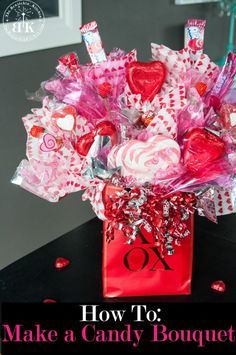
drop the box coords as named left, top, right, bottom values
left=209, top=95, right=221, bottom=111
left=52, top=105, right=77, bottom=119
left=139, top=112, right=155, bottom=127
left=188, top=38, right=203, bottom=51
left=195, top=82, right=207, bottom=96
left=43, top=299, right=57, bottom=303
left=54, top=257, right=70, bottom=269
left=76, top=132, right=95, bottom=156
left=58, top=53, right=80, bottom=75
left=98, top=82, right=112, bottom=97
left=127, top=61, right=166, bottom=102
left=211, top=280, right=226, bottom=293
left=30, top=125, right=44, bottom=138
left=183, top=128, right=225, bottom=173
left=76, top=121, right=117, bottom=156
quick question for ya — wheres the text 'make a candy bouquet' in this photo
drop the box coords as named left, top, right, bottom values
left=13, top=20, right=236, bottom=297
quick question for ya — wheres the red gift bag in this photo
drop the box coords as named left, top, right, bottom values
left=102, top=185, right=194, bottom=298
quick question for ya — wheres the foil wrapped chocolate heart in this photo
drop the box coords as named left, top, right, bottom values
left=127, top=61, right=166, bottom=102
left=43, top=299, right=57, bottom=303
left=76, top=121, right=117, bottom=156
left=211, top=280, right=226, bottom=293
left=183, top=128, right=225, bottom=173
left=54, top=257, right=70, bottom=269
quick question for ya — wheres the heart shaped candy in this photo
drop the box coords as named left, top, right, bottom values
left=43, top=299, right=57, bottom=303
left=183, top=128, right=225, bottom=173
left=54, top=257, right=71, bottom=269
left=40, top=134, right=58, bottom=152
left=211, top=280, right=226, bottom=293
left=76, top=121, right=117, bottom=156
left=52, top=106, right=77, bottom=131
left=76, top=132, right=95, bottom=156
left=127, top=61, right=166, bottom=102
left=108, top=135, right=181, bottom=182
left=56, top=114, right=75, bottom=131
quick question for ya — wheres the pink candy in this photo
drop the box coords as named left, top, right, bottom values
left=108, top=135, right=181, bottom=183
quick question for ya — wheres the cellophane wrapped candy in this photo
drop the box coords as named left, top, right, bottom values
left=13, top=20, right=236, bottom=297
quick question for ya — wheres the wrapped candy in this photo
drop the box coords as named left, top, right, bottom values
left=56, top=52, right=81, bottom=78
left=185, top=19, right=206, bottom=61
left=80, top=21, right=107, bottom=63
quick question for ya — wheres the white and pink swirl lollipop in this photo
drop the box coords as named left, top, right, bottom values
left=108, top=135, right=181, bottom=182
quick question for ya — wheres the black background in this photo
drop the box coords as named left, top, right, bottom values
left=1, top=302, right=236, bottom=354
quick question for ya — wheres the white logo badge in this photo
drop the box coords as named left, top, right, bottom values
left=3, top=0, right=45, bottom=42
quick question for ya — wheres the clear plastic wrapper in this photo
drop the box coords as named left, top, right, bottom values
left=207, top=52, right=236, bottom=110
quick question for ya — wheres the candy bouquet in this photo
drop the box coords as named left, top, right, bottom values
left=13, top=20, right=236, bottom=297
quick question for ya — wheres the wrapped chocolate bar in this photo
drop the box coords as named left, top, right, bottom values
left=13, top=19, right=236, bottom=298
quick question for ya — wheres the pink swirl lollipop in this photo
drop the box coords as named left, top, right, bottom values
left=40, top=134, right=58, bottom=152
left=108, top=135, right=181, bottom=182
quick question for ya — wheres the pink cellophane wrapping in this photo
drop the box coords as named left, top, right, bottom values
left=13, top=36, right=236, bottom=225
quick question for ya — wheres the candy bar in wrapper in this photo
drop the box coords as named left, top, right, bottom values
left=80, top=21, right=107, bottom=64
left=185, top=19, right=206, bottom=61
left=56, top=52, right=81, bottom=78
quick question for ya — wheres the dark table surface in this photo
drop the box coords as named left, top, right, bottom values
left=0, top=215, right=236, bottom=303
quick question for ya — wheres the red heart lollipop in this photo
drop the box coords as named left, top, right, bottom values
left=54, top=257, right=70, bottom=269
left=43, top=299, right=57, bottom=303
left=127, top=61, right=166, bottom=102
left=183, top=128, right=225, bottom=173
left=211, top=280, right=226, bottom=293
left=76, top=121, right=117, bottom=156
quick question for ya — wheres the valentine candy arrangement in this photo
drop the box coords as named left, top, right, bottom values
left=12, top=20, right=236, bottom=297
